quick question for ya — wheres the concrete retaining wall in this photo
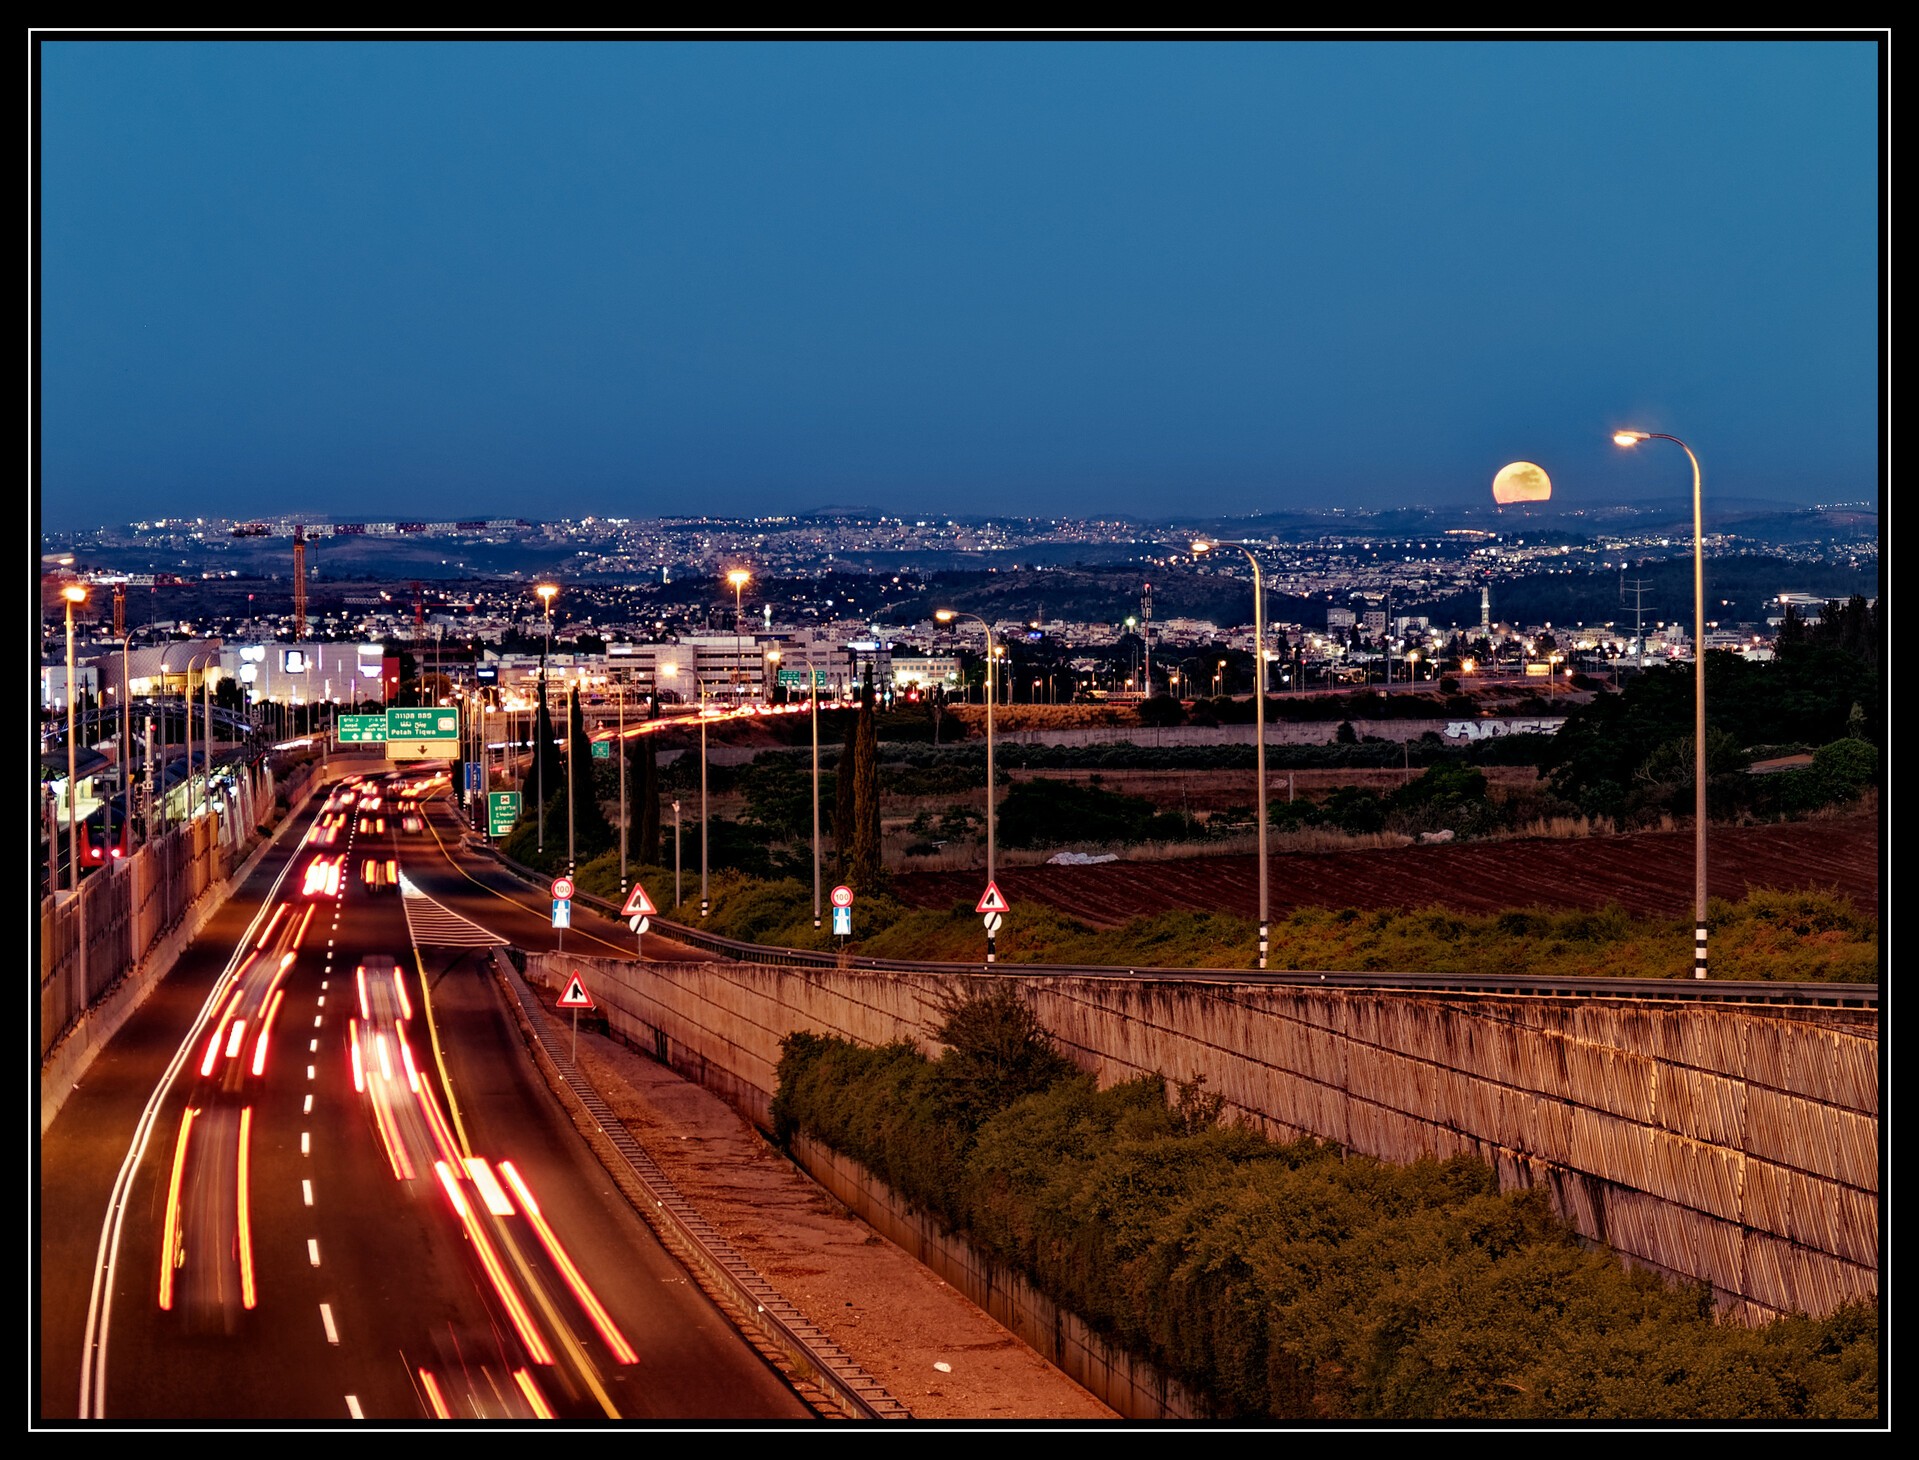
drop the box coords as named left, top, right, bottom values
left=525, top=953, right=1878, bottom=1326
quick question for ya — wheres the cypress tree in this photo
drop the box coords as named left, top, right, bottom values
left=833, top=703, right=858, bottom=878
left=527, top=690, right=567, bottom=815
left=630, top=734, right=661, bottom=865
left=564, top=688, right=615, bottom=855
left=849, top=668, right=883, bottom=889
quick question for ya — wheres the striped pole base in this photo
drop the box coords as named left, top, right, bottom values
left=1695, top=924, right=1708, bottom=979
left=1258, top=922, right=1269, bottom=971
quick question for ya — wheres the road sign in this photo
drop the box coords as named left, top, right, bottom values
left=386, top=706, right=460, bottom=760
left=983, top=911, right=1003, bottom=935
left=465, top=761, right=484, bottom=792
left=336, top=714, right=387, bottom=743
left=830, top=884, right=853, bottom=908
left=976, top=881, right=1010, bottom=914
left=487, top=791, right=520, bottom=836
left=628, top=914, right=650, bottom=935
left=591, top=739, right=611, bottom=760
left=557, top=974, right=595, bottom=1010
left=552, top=898, right=571, bottom=928
left=621, top=884, right=658, bottom=917
left=550, top=876, right=575, bottom=901
left=832, top=905, right=852, bottom=936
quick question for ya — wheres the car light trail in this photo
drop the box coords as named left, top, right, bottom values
left=375, top=1031, right=394, bottom=1082
left=463, top=1158, right=516, bottom=1218
left=356, top=965, right=371, bottom=1020
left=433, top=1161, right=554, bottom=1365
left=392, top=966, right=413, bottom=1021
left=224, top=1019, right=248, bottom=1060
left=236, top=1107, right=258, bottom=1309
left=250, top=989, right=285, bottom=1077
left=497, top=1160, right=638, bottom=1364
left=349, top=1018, right=366, bottom=1093
left=397, top=1024, right=423, bottom=1094
left=157, top=1107, right=197, bottom=1311
left=512, top=1369, right=555, bottom=1419
left=419, top=1368, right=452, bottom=1420
left=255, top=904, right=288, bottom=948
left=292, top=905, right=316, bottom=948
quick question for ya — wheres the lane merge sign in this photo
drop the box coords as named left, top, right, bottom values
left=976, top=881, right=1010, bottom=914
left=557, top=974, right=595, bottom=1010
left=620, top=884, right=658, bottom=918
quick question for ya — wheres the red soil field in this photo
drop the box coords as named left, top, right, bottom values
left=891, top=809, right=1881, bottom=928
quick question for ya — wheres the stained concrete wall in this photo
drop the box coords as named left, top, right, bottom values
left=525, top=954, right=1878, bottom=1325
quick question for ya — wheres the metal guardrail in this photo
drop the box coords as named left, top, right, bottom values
left=482, top=847, right=1877, bottom=1011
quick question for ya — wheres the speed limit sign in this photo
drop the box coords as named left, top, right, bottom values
left=551, top=876, right=575, bottom=902
left=830, top=885, right=853, bottom=908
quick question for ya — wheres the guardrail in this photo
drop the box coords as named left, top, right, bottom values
left=476, top=844, right=1877, bottom=1010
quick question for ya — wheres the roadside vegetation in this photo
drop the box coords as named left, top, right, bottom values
left=770, top=986, right=1880, bottom=1421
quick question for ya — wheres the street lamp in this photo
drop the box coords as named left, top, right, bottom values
left=61, top=584, right=88, bottom=893
left=1406, top=649, right=1420, bottom=686
left=1192, top=540, right=1271, bottom=969
left=935, top=608, right=999, bottom=960
left=535, top=584, right=557, bottom=854
left=1615, top=428, right=1710, bottom=979
left=727, top=568, right=751, bottom=705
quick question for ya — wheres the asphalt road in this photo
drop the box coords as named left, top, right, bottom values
left=39, top=767, right=806, bottom=1424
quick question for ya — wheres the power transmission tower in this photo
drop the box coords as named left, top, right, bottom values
left=1623, top=577, right=1654, bottom=673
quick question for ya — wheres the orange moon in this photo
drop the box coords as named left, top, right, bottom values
left=1492, top=461, right=1552, bottom=504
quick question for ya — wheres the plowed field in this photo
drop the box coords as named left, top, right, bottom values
left=891, top=809, right=1880, bottom=926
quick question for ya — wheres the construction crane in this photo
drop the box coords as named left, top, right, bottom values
left=293, top=524, right=308, bottom=640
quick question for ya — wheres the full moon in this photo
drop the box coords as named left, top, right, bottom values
left=1492, top=461, right=1552, bottom=504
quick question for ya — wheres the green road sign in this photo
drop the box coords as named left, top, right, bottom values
left=386, top=706, right=461, bottom=760
left=776, top=667, right=829, bottom=689
left=387, top=707, right=460, bottom=741
left=591, top=739, right=611, bottom=760
left=487, top=791, right=521, bottom=837
left=336, top=714, right=387, bottom=743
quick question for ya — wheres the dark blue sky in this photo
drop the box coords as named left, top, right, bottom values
left=38, top=38, right=1881, bottom=533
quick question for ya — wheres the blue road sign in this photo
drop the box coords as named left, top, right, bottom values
left=832, top=905, right=851, bottom=937
left=552, top=898, right=571, bottom=928
left=466, top=761, right=483, bottom=791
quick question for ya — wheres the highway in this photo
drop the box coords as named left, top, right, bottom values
left=40, top=767, right=808, bottom=1423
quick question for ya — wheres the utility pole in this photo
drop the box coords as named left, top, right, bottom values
left=1624, top=578, right=1654, bottom=673
left=1140, top=580, right=1153, bottom=698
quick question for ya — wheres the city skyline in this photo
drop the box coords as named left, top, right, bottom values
left=37, top=35, right=1882, bottom=533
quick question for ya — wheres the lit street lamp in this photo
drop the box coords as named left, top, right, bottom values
left=535, top=583, right=557, bottom=854
left=727, top=568, right=752, bottom=705
left=61, top=584, right=88, bottom=894
left=935, top=608, right=999, bottom=961
left=1615, top=428, right=1710, bottom=978
left=1192, top=540, right=1271, bottom=969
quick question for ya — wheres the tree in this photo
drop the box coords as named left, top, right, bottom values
left=833, top=703, right=858, bottom=876
left=847, top=668, right=883, bottom=890
left=563, top=688, right=615, bottom=857
left=627, top=734, right=661, bottom=865
left=527, top=689, right=566, bottom=810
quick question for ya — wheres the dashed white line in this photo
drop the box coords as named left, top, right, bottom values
left=302, top=1179, right=314, bottom=1206
left=303, top=1094, right=313, bottom=1114
left=309, top=1039, right=319, bottom=1052
left=301, top=1133, right=310, bottom=1156
left=345, top=1395, right=362, bottom=1418
left=307, top=1065, right=316, bottom=1080
left=320, top=1304, right=340, bottom=1344
left=308, top=1239, right=321, bottom=1267
left=317, top=994, right=326, bottom=1006
left=314, top=1015, right=323, bottom=1028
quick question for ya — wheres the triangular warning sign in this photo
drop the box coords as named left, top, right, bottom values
left=976, top=880, right=1010, bottom=914
left=557, top=974, right=595, bottom=1010
left=620, top=883, right=658, bottom=918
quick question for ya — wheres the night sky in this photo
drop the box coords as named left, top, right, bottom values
left=36, top=37, right=1882, bottom=533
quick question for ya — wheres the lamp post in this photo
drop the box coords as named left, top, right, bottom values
left=1615, top=428, right=1710, bottom=978
left=727, top=568, right=751, bottom=706
left=565, top=684, right=576, bottom=879
left=183, top=654, right=206, bottom=827
left=807, top=646, right=822, bottom=930
left=535, top=584, right=557, bottom=854
left=1192, top=541, right=1270, bottom=969
left=936, top=608, right=998, bottom=961
left=617, top=679, right=627, bottom=903
left=61, top=585, right=88, bottom=892
left=120, top=632, right=133, bottom=855
left=672, top=799, right=682, bottom=909
left=699, top=679, right=711, bottom=917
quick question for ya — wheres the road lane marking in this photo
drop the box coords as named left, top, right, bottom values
left=303, top=1179, right=314, bottom=1206
left=301, top=1132, right=310, bottom=1155
left=307, top=1065, right=316, bottom=1079
left=303, top=1094, right=313, bottom=1114
left=346, top=1396, right=363, bottom=1419
left=310, top=1039, right=318, bottom=1052
left=320, top=1304, right=339, bottom=1344
left=308, top=1239, right=321, bottom=1266
left=313, top=1015, right=323, bottom=1028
